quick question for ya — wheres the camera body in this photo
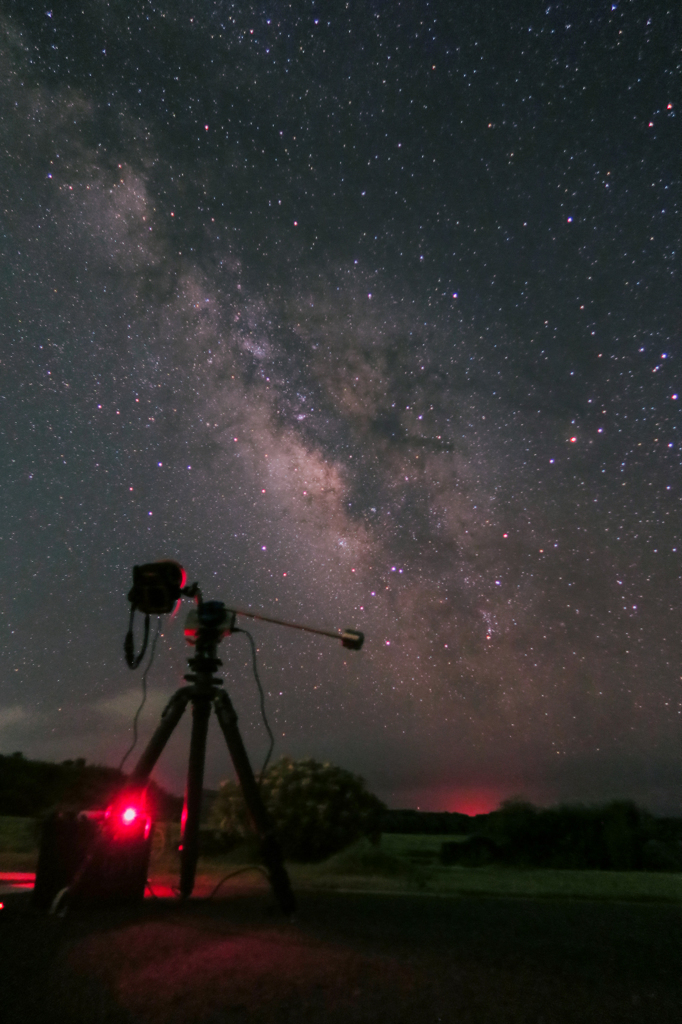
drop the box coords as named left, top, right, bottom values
left=128, top=560, right=187, bottom=615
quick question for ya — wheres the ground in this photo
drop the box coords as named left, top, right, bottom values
left=2, top=879, right=680, bottom=1023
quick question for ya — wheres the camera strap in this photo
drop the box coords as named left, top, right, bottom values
left=124, top=605, right=150, bottom=669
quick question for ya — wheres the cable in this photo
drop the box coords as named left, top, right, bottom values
left=49, top=886, right=70, bottom=917
left=118, top=618, right=162, bottom=772
left=205, top=864, right=270, bottom=900
left=124, top=606, right=151, bottom=669
left=145, top=878, right=161, bottom=899
left=234, top=627, right=274, bottom=779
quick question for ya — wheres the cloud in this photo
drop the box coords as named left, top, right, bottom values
left=94, top=688, right=170, bottom=722
left=0, top=705, right=29, bottom=731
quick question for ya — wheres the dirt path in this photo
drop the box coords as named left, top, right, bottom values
left=2, top=887, right=680, bottom=1023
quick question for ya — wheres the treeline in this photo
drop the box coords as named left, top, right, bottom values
left=0, top=752, right=182, bottom=821
left=441, top=799, right=682, bottom=872
left=3, top=753, right=681, bottom=872
left=382, top=809, right=474, bottom=834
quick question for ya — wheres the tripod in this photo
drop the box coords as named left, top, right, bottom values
left=126, top=601, right=295, bottom=914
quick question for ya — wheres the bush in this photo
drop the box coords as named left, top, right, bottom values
left=475, top=798, right=681, bottom=871
left=0, top=752, right=182, bottom=820
left=641, top=839, right=682, bottom=873
left=210, top=757, right=385, bottom=862
left=381, top=809, right=472, bottom=835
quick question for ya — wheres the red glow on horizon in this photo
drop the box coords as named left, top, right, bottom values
left=400, top=786, right=508, bottom=817
left=451, top=795, right=500, bottom=816
left=438, top=787, right=507, bottom=816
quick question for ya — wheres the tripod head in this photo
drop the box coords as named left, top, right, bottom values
left=182, top=601, right=234, bottom=682
left=184, top=600, right=235, bottom=645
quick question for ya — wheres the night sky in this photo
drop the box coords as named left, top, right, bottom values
left=1, top=2, right=680, bottom=815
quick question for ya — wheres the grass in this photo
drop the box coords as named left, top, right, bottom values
left=0, top=851, right=38, bottom=871
left=0, top=816, right=40, bottom=853
left=2, top=824, right=682, bottom=904
left=0, top=817, right=40, bottom=871
left=382, top=832, right=464, bottom=855
left=173, top=836, right=682, bottom=905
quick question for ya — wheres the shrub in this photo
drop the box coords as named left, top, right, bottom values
left=641, top=839, right=682, bottom=873
left=210, top=757, right=385, bottom=862
left=476, top=798, right=678, bottom=871
left=0, top=753, right=182, bottom=820
left=601, top=801, right=642, bottom=870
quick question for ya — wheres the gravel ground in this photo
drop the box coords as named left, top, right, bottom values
left=1, top=886, right=680, bottom=1024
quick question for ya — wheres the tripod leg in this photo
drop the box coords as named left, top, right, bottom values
left=213, top=689, right=296, bottom=915
left=179, top=694, right=212, bottom=898
left=129, top=687, right=193, bottom=785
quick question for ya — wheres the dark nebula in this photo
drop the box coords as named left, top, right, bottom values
left=1, top=2, right=680, bottom=813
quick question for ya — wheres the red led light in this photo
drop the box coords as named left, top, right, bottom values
left=104, top=799, right=152, bottom=839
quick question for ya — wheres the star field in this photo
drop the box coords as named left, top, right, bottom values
left=0, top=1, right=680, bottom=813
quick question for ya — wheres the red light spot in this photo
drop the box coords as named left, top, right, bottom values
left=121, top=807, right=138, bottom=825
left=570, top=437, right=577, bottom=443
left=445, top=789, right=505, bottom=816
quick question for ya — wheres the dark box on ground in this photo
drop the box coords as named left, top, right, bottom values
left=33, top=811, right=152, bottom=910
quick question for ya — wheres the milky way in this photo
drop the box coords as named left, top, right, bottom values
left=1, top=2, right=680, bottom=812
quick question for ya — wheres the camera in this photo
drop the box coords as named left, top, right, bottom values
left=128, top=560, right=187, bottom=615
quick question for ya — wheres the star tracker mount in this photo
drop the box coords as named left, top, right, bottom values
left=120, top=560, right=363, bottom=912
